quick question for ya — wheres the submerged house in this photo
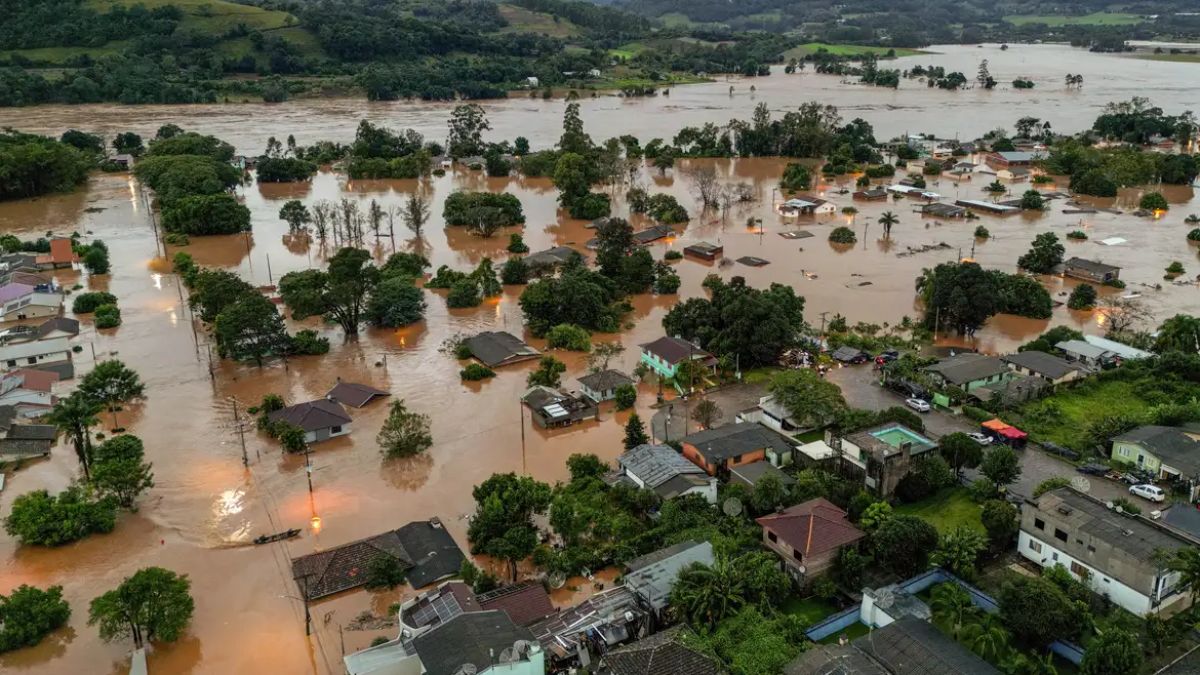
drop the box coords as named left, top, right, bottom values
left=465, top=331, right=541, bottom=368
left=780, top=197, right=835, bottom=216
left=577, top=369, right=634, bottom=403
left=0, top=282, right=62, bottom=323
left=267, top=399, right=352, bottom=443
left=521, top=386, right=598, bottom=429
left=325, top=380, right=389, bottom=408
left=1063, top=257, right=1121, bottom=284
left=638, top=336, right=715, bottom=381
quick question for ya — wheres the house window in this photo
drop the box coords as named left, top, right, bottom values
left=1034, top=518, right=1045, bottom=531
left=5, top=360, right=14, bottom=367
left=1118, top=447, right=1130, bottom=458
left=1054, top=528, right=1068, bottom=543
left=768, top=531, right=778, bottom=543
left=792, top=549, right=803, bottom=561
left=1087, top=545, right=1096, bottom=554
left=1052, top=552, right=1059, bottom=561
left=331, top=425, right=342, bottom=434
left=1070, top=561, right=1089, bottom=580
left=1028, top=540, right=1042, bottom=554
left=26, top=357, right=35, bottom=365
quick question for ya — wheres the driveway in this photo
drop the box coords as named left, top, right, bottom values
left=826, top=364, right=1134, bottom=505
left=650, top=381, right=769, bottom=444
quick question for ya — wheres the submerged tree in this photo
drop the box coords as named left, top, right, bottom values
left=78, top=360, right=145, bottom=430
left=279, top=247, right=379, bottom=337
left=46, top=391, right=102, bottom=480
left=377, top=399, right=433, bottom=459
left=89, top=567, right=194, bottom=649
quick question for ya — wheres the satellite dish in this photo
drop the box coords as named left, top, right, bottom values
left=875, top=588, right=896, bottom=609
left=1071, top=476, right=1091, bottom=493
left=456, top=665, right=477, bottom=675
left=722, top=497, right=743, bottom=517
left=547, top=571, right=567, bottom=589
left=498, top=648, right=517, bottom=664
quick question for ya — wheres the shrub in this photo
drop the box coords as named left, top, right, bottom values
left=94, top=304, right=122, bottom=328
left=1165, top=261, right=1185, bottom=276
left=664, top=250, right=683, bottom=261
left=1067, top=283, right=1097, bottom=310
left=163, top=232, right=190, bottom=246
left=1188, top=228, right=1200, bottom=242
left=363, top=556, right=407, bottom=590
left=654, top=272, right=681, bottom=294
left=507, top=233, right=529, bottom=253
left=460, top=363, right=495, bottom=381
left=290, top=329, right=330, bottom=355
left=1066, top=230, right=1087, bottom=240
left=829, top=226, right=857, bottom=244
left=546, top=324, right=592, bottom=351
left=445, top=279, right=481, bottom=308
left=1139, top=192, right=1168, bottom=211
left=974, top=225, right=990, bottom=239
left=614, top=384, right=637, bottom=410
left=4, top=487, right=117, bottom=546
left=0, top=584, right=71, bottom=653
left=500, top=257, right=530, bottom=285
left=72, top=291, right=117, bottom=314
left=962, top=405, right=993, bottom=423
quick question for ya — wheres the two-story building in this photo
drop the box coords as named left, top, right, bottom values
left=1111, top=425, right=1200, bottom=500
left=835, top=423, right=939, bottom=498
left=638, top=336, right=715, bottom=381
left=0, top=335, right=72, bottom=373
left=757, top=498, right=865, bottom=584
left=0, top=283, right=63, bottom=323
left=1018, top=487, right=1198, bottom=616
left=680, top=422, right=796, bottom=476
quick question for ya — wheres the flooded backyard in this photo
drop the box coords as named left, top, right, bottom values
left=0, top=41, right=1197, bottom=675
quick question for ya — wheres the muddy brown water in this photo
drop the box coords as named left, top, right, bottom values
left=0, top=42, right=1197, bottom=675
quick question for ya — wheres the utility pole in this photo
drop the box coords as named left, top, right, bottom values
left=304, top=443, right=314, bottom=495
left=300, top=576, right=312, bottom=636
left=230, top=397, right=248, bottom=468
left=266, top=253, right=273, bottom=284
left=519, top=400, right=527, bottom=475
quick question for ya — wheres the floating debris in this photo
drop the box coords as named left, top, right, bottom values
left=1099, top=237, right=1127, bottom=246
left=1062, top=208, right=1097, bottom=214
left=895, top=242, right=952, bottom=257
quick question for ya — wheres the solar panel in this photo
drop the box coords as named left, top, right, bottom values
left=543, top=404, right=568, bottom=418
left=409, top=592, right=464, bottom=628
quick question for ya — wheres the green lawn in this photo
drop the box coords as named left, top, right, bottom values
left=1016, top=379, right=1152, bottom=450
left=742, top=367, right=782, bottom=385
left=658, top=12, right=698, bottom=28
left=781, top=595, right=840, bottom=625
left=895, top=487, right=985, bottom=535
left=818, top=620, right=871, bottom=644
left=89, top=0, right=298, bottom=32
left=1138, top=52, right=1200, bottom=63
left=784, top=42, right=926, bottom=60
left=1002, top=12, right=1144, bottom=26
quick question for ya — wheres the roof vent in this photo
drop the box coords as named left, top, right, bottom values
left=1122, top=528, right=1134, bottom=536
left=1057, top=505, right=1073, bottom=516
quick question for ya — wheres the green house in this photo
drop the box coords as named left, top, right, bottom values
left=639, top=336, right=715, bottom=380
left=1111, top=425, right=1200, bottom=500
left=924, top=353, right=1011, bottom=392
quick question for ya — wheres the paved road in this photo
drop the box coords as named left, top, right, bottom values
left=826, top=365, right=1135, bottom=505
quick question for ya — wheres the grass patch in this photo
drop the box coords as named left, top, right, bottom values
left=818, top=620, right=871, bottom=644
left=0, top=43, right=127, bottom=65
left=497, top=3, right=580, bottom=37
left=659, top=12, right=698, bottom=28
left=1016, top=379, right=1152, bottom=450
left=894, top=487, right=984, bottom=535
left=1002, top=12, right=1144, bottom=26
left=784, top=42, right=926, bottom=59
left=781, top=595, right=839, bottom=625
left=741, top=367, right=782, bottom=385
left=795, top=429, right=825, bottom=443
left=89, top=0, right=298, bottom=32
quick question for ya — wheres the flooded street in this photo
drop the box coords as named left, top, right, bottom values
left=0, top=41, right=1197, bottom=675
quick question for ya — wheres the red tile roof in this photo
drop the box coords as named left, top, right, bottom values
left=34, top=238, right=80, bottom=266
left=12, top=368, right=59, bottom=392
left=756, top=498, right=865, bottom=556
left=476, top=581, right=555, bottom=626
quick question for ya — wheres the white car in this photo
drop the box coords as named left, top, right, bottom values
left=967, top=432, right=993, bottom=446
left=1129, top=484, right=1165, bottom=503
left=906, top=397, right=931, bottom=413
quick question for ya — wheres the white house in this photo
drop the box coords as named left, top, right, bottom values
left=1019, top=487, right=1196, bottom=616
left=0, top=283, right=63, bottom=323
left=780, top=197, right=836, bottom=216
left=0, top=335, right=71, bottom=372
left=266, top=399, right=352, bottom=443
left=0, top=369, right=59, bottom=416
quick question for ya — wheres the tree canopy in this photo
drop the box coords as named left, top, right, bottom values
left=662, top=276, right=804, bottom=368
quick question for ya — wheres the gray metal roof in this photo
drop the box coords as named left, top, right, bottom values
left=579, top=369, right=634, bottom=392
left=925, top=353, right=1009, bottom=386
left=624, top=540, right=715, bottom=612
left=1113, top=426, right=1200, bottom=474
left=1032, top=488, right=1196, bottom=566
left=1064, top=257, right=1120, bottom=275
left=466, top=331, right=541, bottom=368
left=729, top=461, right=796, bottom=489
left=412, top=610, right=535, bottom=675
left=619, top=444, right=707, bottom=488
left=853, top=618, right=1000, bottom=674
left=267, top=398, right=352, bottom=433
left=1055, top=339, right=1110, bottom=360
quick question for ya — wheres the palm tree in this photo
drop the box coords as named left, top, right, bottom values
left=929, top=582, right=975, bottom=639
left=668, top=556, right=746, bottom=628
left=878, top=211, right=899, bottom=238
left=1003, top=650, right=1059, bottom=675
left=46, top=391, right=102, bottom=480
left=963, top=616, right=1010, bottom=663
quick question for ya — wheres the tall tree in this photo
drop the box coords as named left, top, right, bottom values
left=447, top=104, right=490, bottom=158
left=878, top=211, right=899, bottom=237
left=981, top=446, right=1022, bottom=489
left=1017, top=233, right=1064, bottom=274
left=467, top=473, right=551, bottom=581
left=624, top=413, right=649, bottom=449
left=89, top=567, right=194, bottom=649
left=768, top=369, right=846, bottom=428
left=214, top=294, right=289, bottom=365
left=402, top=193, right=430, bottom=237
left=1080, top=629, right=1142, bottom=675
left=691, top=399, right=723, bottom=429
left=278, top=200, right=311, bottom=233
left=279, top=247, right=379, bottom=337
left=0, top=584, right=72, bottom=653
left=46, top=392, right=101, bottom=479
left=90, top=435, right=154, bottom=509
left=1155, top=314, right=1200, bottom=354
left=78, top=360, right=145, bottom=430
left=376, top=399, right=433, bottom=459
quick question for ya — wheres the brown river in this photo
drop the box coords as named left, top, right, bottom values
left=0, top=42, right=1197, bottom=674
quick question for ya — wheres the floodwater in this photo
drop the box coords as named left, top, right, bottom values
left=0, top=44, right=1197, bottom=152
left=0, top=42, right=1197, bottom=675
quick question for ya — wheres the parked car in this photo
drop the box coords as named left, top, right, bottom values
left=906, top=397, right=931, bottom=413
left=1077, top=463, right=1109, bottom=476
left=966, top=432, right=993, bottom=446
left=875, top=350, right=900, bottom=365
left=1129, top=484, right=1166, bottom=503
left=888, top=380, right=930, bottom=401
left=1041, top=442, right=1080, bottom=461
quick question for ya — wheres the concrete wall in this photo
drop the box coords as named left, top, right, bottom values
left=761, top=527, right=840, bottom=581
left=303, top=423, right=352, bottom=444
left=1017, top=530, right=1188, bottom=616
left=680, top=443, right=764, bottom=476
left=1112, top=440, right=1162, bottom=474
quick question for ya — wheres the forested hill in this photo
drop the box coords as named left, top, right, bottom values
left=605, top=0, right=1200, bottom=44
left=0, top=0, right=794, bottom=106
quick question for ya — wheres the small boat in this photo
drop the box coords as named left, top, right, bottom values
left=254, top=528, right=301, bottom=545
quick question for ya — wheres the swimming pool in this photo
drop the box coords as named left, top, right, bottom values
left=870, top=425, right=934, bottom=449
